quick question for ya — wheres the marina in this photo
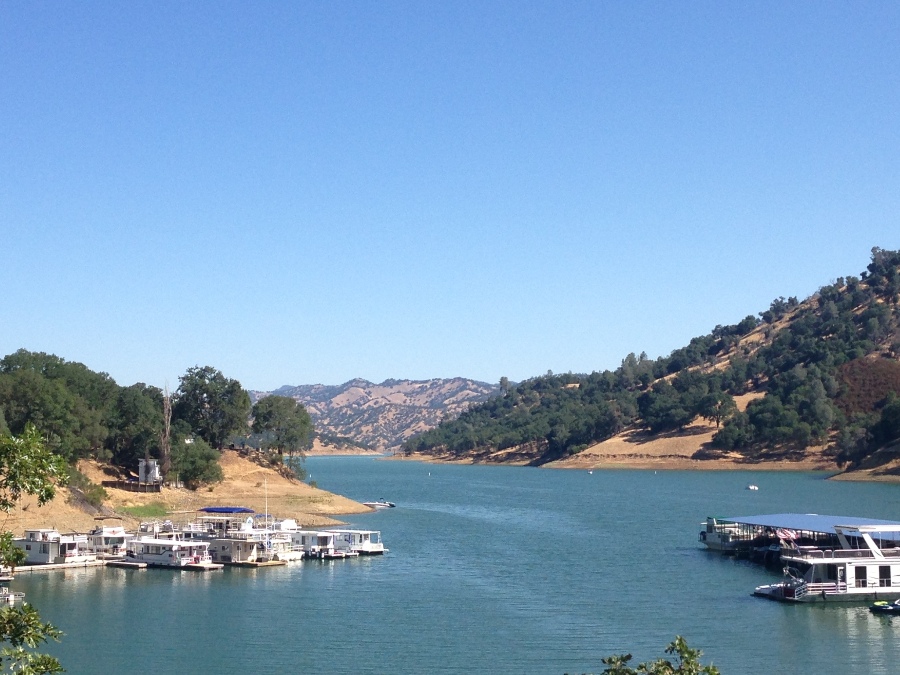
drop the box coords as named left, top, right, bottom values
left=700, top=512, right=900, bottom=601
left=6, top=505, right=388, bottom=574
left=11, top=459, right=900, bottom=674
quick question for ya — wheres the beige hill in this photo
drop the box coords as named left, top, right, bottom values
left=2, top=449, right=370, bottom=537
left=257, top=377, right=498, bottom=451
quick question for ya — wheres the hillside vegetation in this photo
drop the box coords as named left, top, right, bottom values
left=404, top=247, right=900, bottom=472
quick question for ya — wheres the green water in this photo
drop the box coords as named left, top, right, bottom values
left=14, top=458, right=900, bottom=673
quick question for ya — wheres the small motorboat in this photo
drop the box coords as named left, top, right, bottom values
left=870, top=599, right=900, bottom=615
left=363, top=499, right=396, bottom=509
left=747, top=484, right=759, bottom=491
left=0, top=586, right=25, bottom=606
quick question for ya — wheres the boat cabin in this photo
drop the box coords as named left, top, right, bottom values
left=87, top=522, right=134, bottom=557
left=13, top=529, right=97, bottom=565
left=127, top=537, right=223, bottom=570
left=755, top=524, right=900, bottom=602
left=329, top=529, right=386, bottom=555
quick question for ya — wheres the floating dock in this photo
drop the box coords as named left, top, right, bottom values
left=12, top=560, right=107, bottom=574
left=106, top=560, right=147, bottom=569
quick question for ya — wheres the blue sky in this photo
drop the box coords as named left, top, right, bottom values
left=2, top=2, right=898, bottom=391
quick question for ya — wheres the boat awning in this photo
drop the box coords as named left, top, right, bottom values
left=198, top=506, right=255, bottom=514
left=719, top=513, right=900, bottom=538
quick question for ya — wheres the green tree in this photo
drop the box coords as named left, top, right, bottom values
left=172, top=366, right=251, bottom=449
left=170, top=436, right=223, bottom=489
left=570, top=636, right=720, bottom=675
left=107, top=384, right=163, bottom=469
left=0, top=425, right=67, bottom=674
left=251, top=396, right=313, bottom=460
left=697, top=392, right=737, bottom=429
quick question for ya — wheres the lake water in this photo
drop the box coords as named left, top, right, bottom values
left=15, top=458, right=900, bottom=674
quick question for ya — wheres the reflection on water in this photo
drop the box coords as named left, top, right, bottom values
left=11, top=459, right=900, bottom=674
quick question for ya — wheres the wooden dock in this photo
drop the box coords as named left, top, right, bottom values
left=13, top=560, right=107, bottom=574
left=106, top=560, right=147, bottom=570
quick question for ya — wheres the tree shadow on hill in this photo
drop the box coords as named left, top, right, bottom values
left=623, top=424, right=714, bottom=446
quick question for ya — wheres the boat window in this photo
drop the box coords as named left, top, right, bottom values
left=855, top=566, right=868, bottom=588
left=880, top=566, right=892, bottom=588
left=825, top=565, right=838, bottom=581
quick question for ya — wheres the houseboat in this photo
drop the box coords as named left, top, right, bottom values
left=329, top=529, right=386, bottom=555
left=163, top=507, right=302, bottom=564
left=699, top=513, right=900, bottom=566
left=753, top=523, right=900, bottom=602
left=126, top=537, right=223, bottom=570
left=280, top=527, right=356, bottom=559
left=13, top=529, right=97, bottom=566
left=86, top=519, right=133, bottom=557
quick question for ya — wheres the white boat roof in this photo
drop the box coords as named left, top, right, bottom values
left=135, top=537, right=209, bottom=547
left=718, top=513, right=900, bottom=538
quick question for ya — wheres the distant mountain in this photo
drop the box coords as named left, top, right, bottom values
left=250, top=378, right=499, bottom=451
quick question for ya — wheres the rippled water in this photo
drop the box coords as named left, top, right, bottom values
left=15, top=458, right=900, bottom=673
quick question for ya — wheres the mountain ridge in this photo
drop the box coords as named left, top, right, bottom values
left=251, top=377, right=499, bottom=451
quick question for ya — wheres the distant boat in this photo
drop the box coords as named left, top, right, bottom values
left=747, top=484, right=759, bottom=491
left=363, top=499, right=396, bottom=509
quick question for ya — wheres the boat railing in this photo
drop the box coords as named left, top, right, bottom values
left=792, top=547, right=893, bottom=561
left=809, top=582, right=845, bottom=593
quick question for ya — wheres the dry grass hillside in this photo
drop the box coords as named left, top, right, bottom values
left=254, top=378, right=499, bottom=451
left=2, top=449, right=371, bottom=537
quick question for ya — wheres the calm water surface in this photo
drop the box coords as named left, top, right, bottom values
left=16, top=458, right=900, bottom=674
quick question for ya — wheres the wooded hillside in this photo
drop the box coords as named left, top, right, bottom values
left=404, top=247, right=900, bottom=470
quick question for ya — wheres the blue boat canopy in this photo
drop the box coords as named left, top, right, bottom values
left=198, top=506, right=255, bottom=514
left=719, top=513, right=900, bottom=536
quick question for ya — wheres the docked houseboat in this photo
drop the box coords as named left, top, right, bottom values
left=699, top=513, right=900, bottom=567
left=127, top=537, right=223, bottom=570
left=165, top=507, right=302, bottom=564
left=329, top=529, right=386, bottom=555
left=13, top=529, right=97, bottom=566
left=753, top=523, right=900, bottom=603
left=274, top=523, right=357, bottom=559
left=86, top=518, right=134, bottom=558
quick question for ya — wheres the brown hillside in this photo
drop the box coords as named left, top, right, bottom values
left=2, top=449, right=370, bottom=537
left=542, top=393, right=833, bottom=471
left=834, top=357, right=900, bottom=415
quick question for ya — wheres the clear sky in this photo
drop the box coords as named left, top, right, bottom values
left=2, top=2, right=899, bottom=392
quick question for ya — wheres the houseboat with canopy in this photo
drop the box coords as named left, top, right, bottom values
left=754, top=522, right=900, bottom=602
left=194, top=507, right=302, bottom=564
left=699, top=513, right=900, bottom=566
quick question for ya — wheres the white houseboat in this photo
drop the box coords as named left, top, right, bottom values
left=754, top=524, right=900, bottom=602
left=127, top=537, right=223, bottom=570
left=274, top=523, right=356, bottom=559
left=86, top=519, right=134, bottom=558
left=195, top=507, right=303, bottom=564
left=13, top=529, right=97, bottom=566
left=329, top=529, right=386, bottom=555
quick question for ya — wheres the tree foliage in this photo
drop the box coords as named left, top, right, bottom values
left=251, top=395, right=313, bottom=458
left=172, top=366, right=251, bottom=450
left=0, top=427, right=66, bottom=674
left=407, top=248, right=900, bottom=467
left=569, top=636, right=719, bottom=675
